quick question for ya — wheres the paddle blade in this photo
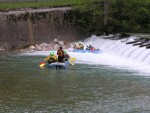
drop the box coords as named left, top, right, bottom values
left=70, top=57, right=76, bottom=62
left=69, top=60, right=74, bottom=66
left=39, top=62, right=46, bottom=68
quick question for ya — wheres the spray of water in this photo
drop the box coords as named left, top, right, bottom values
left=21, top=35, right=150, bottom=75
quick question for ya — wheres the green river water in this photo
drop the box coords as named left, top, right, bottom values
left=0, top=54, right=150, bottom=113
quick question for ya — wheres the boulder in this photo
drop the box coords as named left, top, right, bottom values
left=0, top=47, right=5, bottom=52
left=53, top=44, right=60, bottom=50
left=39, top=43, right=47, bottom=48
left=58, top=41, right=64, bottom=46
left=35, top=46, right=42, bottom=51
left=47, top=44, right=54, bottom=50
left=63, top=43, right=72, bottom=49
left=29, top=46, right=36, bottom=50
left=54, top=38, right=59, bottom=43
left=35, top=44, right=39, bottom=48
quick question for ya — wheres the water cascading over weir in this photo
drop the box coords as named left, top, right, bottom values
left=84, top=35, right=150, bottom=65
left=0, top=7, right=81, bottom=51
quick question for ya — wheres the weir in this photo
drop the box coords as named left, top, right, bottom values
left=21, top=34, right=150, bottom=74
left=84, top=35, right=150, bottom=65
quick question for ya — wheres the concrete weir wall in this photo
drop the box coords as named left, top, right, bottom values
left=0, top=7, right=81, bottom=50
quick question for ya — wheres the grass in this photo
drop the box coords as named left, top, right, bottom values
left=0, top=0, right=81, bottom=10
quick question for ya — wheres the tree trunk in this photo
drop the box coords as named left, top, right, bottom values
left=104, top=0, right=109, bottom=26
left=28, top=19, right=34, bottom=46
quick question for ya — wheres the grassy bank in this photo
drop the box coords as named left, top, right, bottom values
left=0, top=0, right=79, bottom=10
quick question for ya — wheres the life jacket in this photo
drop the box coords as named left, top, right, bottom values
left=49, top=55, right=57, bottom=61
left=90, top=47, right=95, bottom=51
left=57, top=49, right=64, bottom=57
left=64, top=53, right=70, bottom=60
left=45, top=55, right=57, bottom=62
left=45, top=56, right=50, bottom=61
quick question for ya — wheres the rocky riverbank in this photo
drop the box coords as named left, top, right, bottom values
left=18, top=38, right=74, bottom=52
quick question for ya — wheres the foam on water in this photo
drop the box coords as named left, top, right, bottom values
left=20, top=35, right=150, bottom=75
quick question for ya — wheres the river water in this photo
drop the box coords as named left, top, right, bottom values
left=0, top=36, right=150, bottom=113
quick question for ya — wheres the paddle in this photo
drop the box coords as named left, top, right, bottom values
left=39, top=56, right=50, bottom=68
left=70, top=57, right=76, bottom=62
left=69, top=60, right=74, bottom=65
left=39, top=61, right=46, bottom=68
left=69, top=57, right=76, bottom=66
left=39, top=57, right=76, bottom=68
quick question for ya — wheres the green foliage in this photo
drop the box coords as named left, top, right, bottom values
left=66, top=0, right=104, bottom=35
left=0, top=0, right=79, bottom=10
left=69, top=0, right=150, bottom=34
left=0, top=0, right=149, bottom=34
left=109, top=0, right=150, bottom=33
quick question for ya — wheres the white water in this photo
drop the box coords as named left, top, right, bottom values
left=21, top=35, right=150, bottom=75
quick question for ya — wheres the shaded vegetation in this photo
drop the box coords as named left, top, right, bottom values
left=67, top=0, right=150, bottom=35
left=109, top=0, right=150, bottom=33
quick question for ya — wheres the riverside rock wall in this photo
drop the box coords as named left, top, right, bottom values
left=0, top=7, right=82, bottom=51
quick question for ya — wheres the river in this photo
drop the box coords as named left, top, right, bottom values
left=0, top=35, right=150, bottom=112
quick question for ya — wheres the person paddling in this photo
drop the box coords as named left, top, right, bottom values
left=57, top=47, right=64, bottom=62
left=64, top=50, right=70, bottom=61
left=44, top=51, right=57, bottom=64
